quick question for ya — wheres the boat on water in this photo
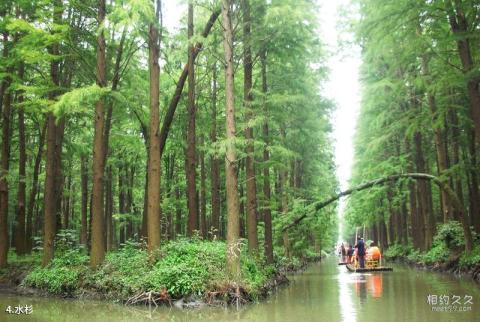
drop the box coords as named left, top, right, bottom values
left=345, top=263, right=393, bottom=272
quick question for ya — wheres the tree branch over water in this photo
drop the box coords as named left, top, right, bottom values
left=282, top=173, right=473, bottom=252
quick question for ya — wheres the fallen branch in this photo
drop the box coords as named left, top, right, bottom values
left=125, top=289, right=171, bottom=307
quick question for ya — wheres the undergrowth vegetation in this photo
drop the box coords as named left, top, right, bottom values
left=384, top=221, right=480, bottom=269
left=20, top=239, right=299, bottom=301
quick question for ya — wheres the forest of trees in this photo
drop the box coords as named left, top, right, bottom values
left=345, top=0, right=480, bottom=254
left=0, top=0, right=338, bottom=276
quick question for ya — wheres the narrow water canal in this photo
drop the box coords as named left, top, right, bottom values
left=1, top=256, right=478, bottom=321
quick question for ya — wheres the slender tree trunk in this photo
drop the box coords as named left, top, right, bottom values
left=103, top=29, right=126, bottom=164
left=280, top=128, right=291, bottom=257
left=26, top=121, right=46, bottom=253
left=422, top=59, right=452, bottom=222
left=222, top=0, right=241, bottom=278
left=158, top=10, right=221, bottom=157
left=90, top=0, right=107, bottom=267
left=15, top=62, right=27, bottom=255
left=80, top=155, right=88, bottom=246
left=210, top=62, right=221, bottom=238
left=261, top=51, right=273, bottom=264
left=186, top=1, right=198, bottom=235
left=118, top=168, right=125, bottom=245
left=200, top=137, right=207, bottom=238
left=414, top=131, right=435, bottom=249
left=106, top=166, right=113, bottom=250
left=467, top=130, right=480, bottom=232
left=167, top=154, right=175, bottom=240
left=54, top=119, right=65, bottom=234
left=242, top=0, right=258, bottom=255
left=175, top=185, right=182, bottom=237
left=126, top=167, right=135, bottom=240
left=239, top=170, right=245, bottom=239
left=0, top=31, right=12, bottom=268
left=146, top=0, right=162, bottom=252
left=449, top=109, right=464, bottom=222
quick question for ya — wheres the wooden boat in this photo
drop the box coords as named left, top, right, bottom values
left=346, top=263, right=393, bottom=272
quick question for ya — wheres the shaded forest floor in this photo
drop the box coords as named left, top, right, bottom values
left=0, top=239, right=321, bottom=307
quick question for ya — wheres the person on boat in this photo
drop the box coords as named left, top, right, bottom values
left=355, top=237, right=366, bottom=268
left=347, top=245, right=354, bottom=263
left=340, top=243, right=346, bottom=263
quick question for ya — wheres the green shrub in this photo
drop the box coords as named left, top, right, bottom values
left=421, top=243, right=450, bottom=264
left=23, top=249, right=88, bottom=295
left=144, top=240, right=225, bottom=297
left=407, top=249, right=422, bottom=262
left=459, top=246, right=480, bottom=268
left=433, top=221, right=465, bottom=249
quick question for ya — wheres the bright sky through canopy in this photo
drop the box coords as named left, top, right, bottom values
left=319, top=0, right=361, bottom=241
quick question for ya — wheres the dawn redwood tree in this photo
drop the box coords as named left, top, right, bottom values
left=186, top=0, right=198, bottom=235
left=261, top=50, right=273, bottom=264
left=42, top=0, right=63, bottom=267
left=210, top=61, right=221, bottom=237
left=14, top=62, right=27, bottom=255
left=90, top=0, right=107, bottom=268
left=146, top=0, right=162, bottom=252
left=222, top=0, right=241, bottom=278
left=242, top=0, right=258, bottom=255
left=0, top=30, right=12, bottom=268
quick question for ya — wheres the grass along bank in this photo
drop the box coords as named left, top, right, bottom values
left=383, top=221, right=480, bottom=282
left=0, top=238, right=323, bottom=307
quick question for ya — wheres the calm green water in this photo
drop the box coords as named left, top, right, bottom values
left=1, top=257, right=479, bottom=322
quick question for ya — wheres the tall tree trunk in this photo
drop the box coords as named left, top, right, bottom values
left=26, top=121, right=47, bottom=253
left=106, top=166, right=113, bottom=251
left=210, top=62, right=221, bottom=238
left=222, top=0, right=241, bottom=278
left=186, top=1, right=198, bottom=235
left=239, top=169, right=245, bottom=239
left=242, top=0, right=258, bottom=255
left=15, top=62, right=27, bottom=255
left=421, top=55, right=452, bottom=222
left=280, top=128, right=291, bottom=257
left=261, top=50, right=273, bottom=264
left=167, top=154, right=175, bottom=240
left=80, top=155, right=88, bottom=246
left=118, top=166, right=126, bottom=245
left=0, top=31, right=12, bottom=268
left=90, top=0, right=107, bottom=267
left=158, top=10, right=221, bottom=157
left=146, top=0, right=162, bottom=252
left=54, top=119, right=65, bottom=234
left=467, top=130, right=480, bottom=232
left=200, top=138, right=207, bottom=238
left=414, top=131, right=435, bottom=249
left=126, top=166, right=135, bottom=239
left=43, top=0, right=63, bottom=266
left=449, top=109, right=465, bottom=222
left=175, top=185, right=182, bottom=237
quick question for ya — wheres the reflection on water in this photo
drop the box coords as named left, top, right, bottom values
left=1, top=257, right=479, bottom=322
left=338, top=265, right=357, bottom=322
